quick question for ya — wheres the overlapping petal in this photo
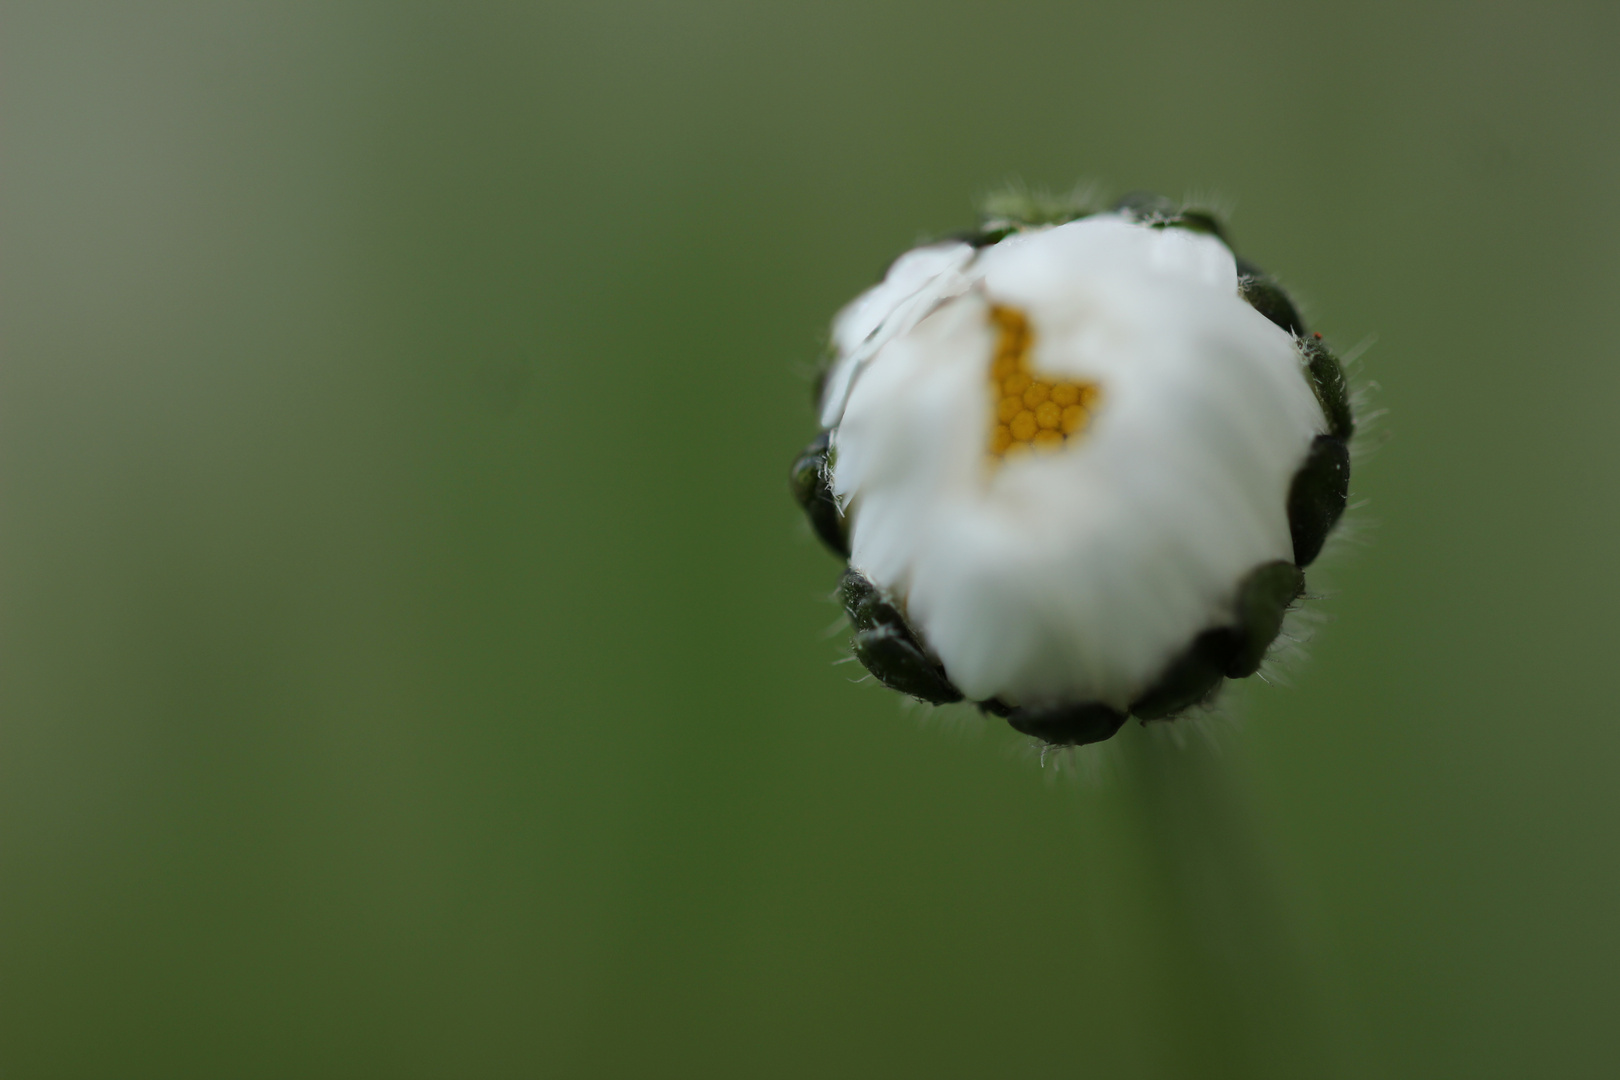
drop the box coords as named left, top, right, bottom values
left=824, top=215, right=1325, bottom=708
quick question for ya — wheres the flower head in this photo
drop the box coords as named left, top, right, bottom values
left=792, top=194, right=1353, bottom=746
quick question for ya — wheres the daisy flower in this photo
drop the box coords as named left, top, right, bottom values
left=791, top=192, right=1352, bottom=746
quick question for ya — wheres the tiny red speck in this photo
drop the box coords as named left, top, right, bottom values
left=1313, top=332, right=1322, bottom=339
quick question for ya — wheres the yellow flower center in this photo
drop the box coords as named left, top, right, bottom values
left=987, top=305, right=1099, bottom=459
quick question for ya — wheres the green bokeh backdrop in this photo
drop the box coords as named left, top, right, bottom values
left=3, top=2, right=1618, bottom=1076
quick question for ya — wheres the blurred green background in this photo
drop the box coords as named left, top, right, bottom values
left=3, top=2, right=1618, bottom=1076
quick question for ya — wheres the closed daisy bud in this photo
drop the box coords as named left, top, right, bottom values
left=792, top=193, right=1354, bottom=747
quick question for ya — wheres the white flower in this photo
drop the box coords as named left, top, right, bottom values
left=800, top=209, right=1351, bottom=736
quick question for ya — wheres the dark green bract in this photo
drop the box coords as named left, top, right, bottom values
left=788, top=431, right=848, bottom=559
left=840, top=570, right=962, bottom=706
left=792, top=193, right=1353, bottom=747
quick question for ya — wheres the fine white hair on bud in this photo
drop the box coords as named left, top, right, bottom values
left=791, top=192, right=1355, bottom=748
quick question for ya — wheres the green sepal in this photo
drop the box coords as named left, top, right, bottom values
left=1287, top=435, right=1350, bottom=568
left=1238, top=272, right=1307, bottom=337
left=1301, top=336, right=1354, bottom=441
left=1004, top=701, right=1128, bottom=747
left=1113, top=190, right=1178, bottom=222
left=978, top=185, right=1100, bottom=232
left=1164, top=209, right=1226, bottom=238
left=1224, top=561, right=1305, bottom=678
left=949, top=224, right=1019, bottom=249
left=1128, top=628, right=1238, bottom=720
left=789, top=431, right=849, bottom=558
left=840, top=570, right=963, bottom=706
left=1113, top=192, right=1228, bottom=241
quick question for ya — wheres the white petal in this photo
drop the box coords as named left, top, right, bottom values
left=830, top=216, right=1324, bottom=708
left=818, top=241, right=976, bottom=429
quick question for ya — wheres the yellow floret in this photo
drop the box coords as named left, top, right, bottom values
left=985, top=304, right=1101, bottom=464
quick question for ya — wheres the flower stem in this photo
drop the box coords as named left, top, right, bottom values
left=1115, top=725, right=1353, bottom=1078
